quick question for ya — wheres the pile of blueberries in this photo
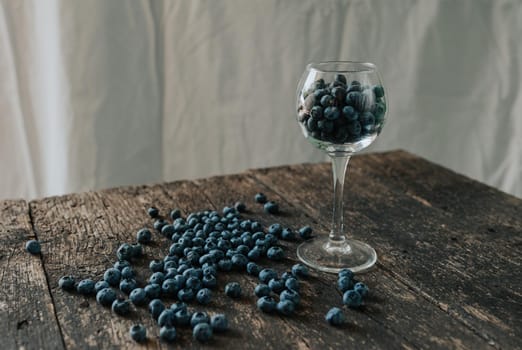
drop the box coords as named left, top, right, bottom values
left=297, top=74, right=386, bottom=144
left=53, top=196, right=333, bottom=344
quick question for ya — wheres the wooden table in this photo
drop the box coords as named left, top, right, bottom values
left=1, top=150, right=520, bottom=349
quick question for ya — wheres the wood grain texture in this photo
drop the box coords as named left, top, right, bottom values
left=0, top=200, right=64, bottom=350
left=250, top=150, right=522, bottom=349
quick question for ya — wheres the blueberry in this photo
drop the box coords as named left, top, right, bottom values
left=257, top=296, right=277, bottom=313
left=267, top=224, right=282, bottom=237
left=217, top=259, right=232, bottom=271
left=154, top=219, right=168, bottom=232
left=186, top=276, right=202, bottom=290
left=113, top=260, right=131, bottom=271
left=95, top=280, right=109, bottom=293
left=343, top=290, right=362, bottom=308
left=191, top=311, right=210, bottom=328
left=337, top=276, right=354, bottom=292
left=373, top=85, right=385, bottom=98
left=136, top=228, right=152, bottom=244
left=346, top=91, right=361, bottom=107
left=130, top=324, right=146, bottom=343
left=372, top=102, right=386, bottom=122
left=112, top=298, right=131, bottom=316
left=76, top=279, right=95, bottom=295
left=177, top=288, right=195, bottom=302
left=320, top=94, right=334, bottom=107
left=116, top=243, right=134, bottom=261
left=292, top=263, right=309, bottom=278
left=280, top=289, right=301, bottom=305
left=129, top=288, right=147, bottom=306
left=144, top=283, right=161, bottom=299
left=25, top=240, right=41, bottom=254
left=96, top=288, right=117, bottom=307
left=314, top=88, right=328, bottom=100
left=170, top=208, right=182, bottom=220
left=325, top=307, right=345, bottom=326
left=348, top=121, right=362, bottom=136
left=338, top=268, right=354, bottom=280
left=148, top=299, right=165, bottom=320
left=119, top=278, right=137, bottom=294
left=268, top=278, right=285, bottom=293
left=121, top=266, right=134, bottom=279
left=314, top=79, right=326, bottom=90
left=224, top=282, right=241, bottom=298
left=162, top=279, right=179, bottom=297
left=196, top=288, right=212, bottom=305
left=263, top=201, right=279, bottom=214
left=281, top=271, right=293, bottom=281
left=281, top=228, right=296, bottom=241
left=161, top=224, right=176, bottom=237
left=246, top=262, right=261, bottom=276
left=170, top=302, right=187, bottom=313
left=158, top=309, right=176, bottom=327
left=332, top=87, right=346, bottom=101
left=130, top=243, right=143, bottom=258
left=202, top=275, right=217, bottom=289
left=354, top=282, right=369, bottom=298
left=104, top=268, right=122, bottom=287
left=193, top=323, right=213, bottom=342
left=298, top=226, right=313, bottom=239
left=285, top=277, right=299, bottom=291
left=310, top=105, right=323, bottom=119
left=334, top=74, right=347, bottom=85
left=266, top=246, right=284, bottom=260
left=277, top=300, right=295, bottom=316
left=231, top=253, right=248, bottom=269
left=318, top=119, right=334, bottom=133
left=234, top=201, right=246, bottom=213
left=342, top=105, right=357, bottom=121
left=158, top=326, right=177, bottom=343
left=259, top=268, right=277, bottom=283
left=254, top=284, right=271, bottom=298
left=174, top=309, right=191, bottom=327
left=149, top=259, right=164, bottom=272
left=254, top=193, right=267, bottom=204
left=306, top=117, right=319, bottom=132
left=210, top=314, right=228, bottom=332
left=147, top=207, right=159, bottom=218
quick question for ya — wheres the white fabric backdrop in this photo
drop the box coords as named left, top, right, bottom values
left=1, top=0, right=521, bottom=200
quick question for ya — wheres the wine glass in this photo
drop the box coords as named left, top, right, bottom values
left=295, top=61, right=387, bottom=273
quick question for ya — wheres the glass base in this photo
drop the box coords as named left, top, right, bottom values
left=297, top=236, right=377, bottom=274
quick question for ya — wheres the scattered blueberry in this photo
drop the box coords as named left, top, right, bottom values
left=234, top=202, right=246, bottom=213
left=268, top=278, right=285, bottom=293
left=267, top=246, right=284, bottom=260
left=25, top=240, right=41, bottom=254
left=58, top=276, right=76, bottom=291
left=191, top=311, right=210, bottom=328
left=160, top=326, right=177, bottom=343
left=298, top=226, right=313, bottom=239
left=259, top=269, right=277, bottom=284
left=103, top=268, right=122, bottom=287
left=280, top=289, right=301, bottom=305
left=254, top=284, right=271, bottom=298
left=196, top=288, right=212, bottom=305
left=263, top=201, right=279, bottom=214
left=224, top=282, right=241, bottom=298
left=96, top=287, right=117, bottom=307
left=148, top=299, right=165, bottom=320
left=338, top=268, right=354, bottom=280
left=325, top=307, right=345, bottom=326
left=337, top=276, right=354, bottom=292
left=257, top=296, right=277, bottom=313
left=281, top=228, right=296, bottom=240
left=170, top=208, right=182, bottom=220
left=113, top=260, right=131, bottom=271
left=285, top=277, right=299, bottom=291
left=193, top=322, right=213, bottom=342
left=95, top=280, right=110, bottom=293
left=343, top=289, right=363, bottom=308
left=136, top=228, right=152, bottom=244
left=130, top=324, right=147, bottom=343
left=354, top=282, right=369, bottom=297
left=129, top=288, right=147, bottom=306
left=158, top=309, right=176, bottom=327
left=292, top=263, right=309, bottom=278
left=177, top=288, right=195, bottom=302
left=210, top=314, right=228, bottom=332
left=121, top=266, right=134, bottom=279
left=254, top=193, right=267, bottom=204
left=76, top=279, right=95, bottom=295
left=147, top=207, right=159, bottom=218
left=174, top=309, right=191, bottom=327
left=277, top=299, right=295, bottom=316
left=112, top=298, right=131, bottom=316
left=119, top=278, right=138, bottom=295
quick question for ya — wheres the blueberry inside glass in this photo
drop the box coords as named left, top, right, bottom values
left=295, top=61, right=387, bottom=273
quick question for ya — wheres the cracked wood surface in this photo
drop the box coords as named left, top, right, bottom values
left=0, top=150, right=520, bottom=349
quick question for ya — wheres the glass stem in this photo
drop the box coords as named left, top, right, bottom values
left=329, top=154, right=350, bottom=244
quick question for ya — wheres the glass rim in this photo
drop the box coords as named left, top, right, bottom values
left=306, top=61, right=377, bottom=73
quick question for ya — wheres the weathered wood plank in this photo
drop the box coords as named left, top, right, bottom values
left=250, top=151, right=522, bottom=349
left=0, top=200, right=65, bottom=350
left=194, top=173, right=490, bottom=349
